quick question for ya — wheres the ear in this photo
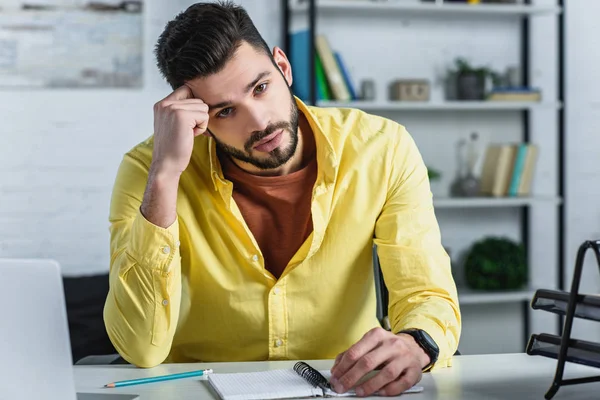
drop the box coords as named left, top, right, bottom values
left=272, top=46, right=293, bottom=87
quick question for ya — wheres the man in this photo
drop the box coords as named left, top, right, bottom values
left=104, top=1, right=461, bottom=397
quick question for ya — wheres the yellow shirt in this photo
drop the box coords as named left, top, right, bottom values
left=104, top=98, right=461, bottom=368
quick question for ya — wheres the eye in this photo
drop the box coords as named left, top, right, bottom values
left=255, top=82, right=268, bottom=94
left=217, top=107, right=234, bottom=118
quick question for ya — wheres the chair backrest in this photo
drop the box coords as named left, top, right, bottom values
left=372, top=245, right=388, bottom=324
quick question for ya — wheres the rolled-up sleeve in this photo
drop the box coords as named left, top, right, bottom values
left=374, top=126, right=461, bottom=370
left=103, top=150, right=182, bottom=368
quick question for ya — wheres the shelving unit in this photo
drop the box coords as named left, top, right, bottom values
left=318, top=100, right=562, bottom=111
left=290, top=0, right=561, bottom=16
left=433, top=196, right=561, bottom=209
left=283, top=0, right=565, bottom=354
left=459, top=287, right=535, bottom=305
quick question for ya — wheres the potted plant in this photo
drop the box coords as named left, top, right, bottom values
left=449, top=58, right=502, bottom=101
left=427, top=165, right=443, bottom=196
left=464, top=236, right=527, bottom=291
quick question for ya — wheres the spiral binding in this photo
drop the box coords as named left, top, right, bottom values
left=293, top=361, right=331, bottom=390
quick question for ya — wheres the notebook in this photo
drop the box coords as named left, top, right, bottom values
left=207, top=362, right=424, bottom=400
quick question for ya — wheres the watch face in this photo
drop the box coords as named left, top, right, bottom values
left=419, top=330, right=439, bottom=352
left=402, top=329, right=439, bottom=363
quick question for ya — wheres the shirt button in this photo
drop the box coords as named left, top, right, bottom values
left=163, top=246, right=171, bottom=254
left=275, top=339, right=283, bottom=347
left=162, top=299, right=169, bottom=306
left=251, top=254, right=259, bottom=262
left=273, top=287, right=281, bottom=295
left=176, top=240, right=181, bottom=248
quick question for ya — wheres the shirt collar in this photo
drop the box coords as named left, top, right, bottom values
left=208, top=96, right=338, bottom=191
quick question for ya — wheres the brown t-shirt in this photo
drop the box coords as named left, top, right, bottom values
left=221, top=156, right=317, bottom=279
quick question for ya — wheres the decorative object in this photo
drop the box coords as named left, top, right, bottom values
left=450, top=138, right=467, bottom=196
left=359, top=79, right=376, bottom=101
left=449, top=132, right=481, bottom=197
left=505, top=65, right=522, bottom=87
left=388, top=79, right=430, bottom=101
left=447, top=58, right=502, bottom=100
left=464, top=236, right=527, bottom=290
left=0, top=3, right=143, bottom=88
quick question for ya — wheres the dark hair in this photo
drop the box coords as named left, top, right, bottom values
left=155, top=1, right=273, bottom=89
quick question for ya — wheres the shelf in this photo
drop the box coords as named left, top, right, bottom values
left=458, top=287, right=535, bottom=305
left=433, top=196, right=562, bottom=209
left=317, top=100, right=562, bottom=112
left=291, top=0, right=562, bottom=16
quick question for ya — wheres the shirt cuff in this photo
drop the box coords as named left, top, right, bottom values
left=127, top=208, right=180, bottom=271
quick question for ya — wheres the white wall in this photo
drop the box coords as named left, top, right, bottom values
left=0, top=0, right=281, bottom=276
left=564, top=0, right=600, bottom=342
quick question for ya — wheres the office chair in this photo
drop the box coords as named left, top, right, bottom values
left=372, top=246, right=461, bottom=356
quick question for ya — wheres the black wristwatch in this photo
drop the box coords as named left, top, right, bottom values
left=398, top=328, right=439, bottom=371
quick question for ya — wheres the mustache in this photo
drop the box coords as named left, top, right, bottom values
left=244, top=121, right=291, bottom=153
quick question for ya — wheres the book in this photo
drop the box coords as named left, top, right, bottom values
left=487, top=87, right=541, bottom=102
left=479, top=144, right=518, bottom=197
left=315, top=35, right=351, bottom=101
left=315, top=52, right=332, bottom=101
left=207, top=361, right=424, bottom=400
left=334, top=51, right=357, bottom=100
left=517, top=144, right=538, bottom=196
left=507, top=143, right=528, bottom=196
left=289, top=29, right=312, bottom=102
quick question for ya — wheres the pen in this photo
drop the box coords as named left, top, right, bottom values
left=104, top=368, right=213, bottom=388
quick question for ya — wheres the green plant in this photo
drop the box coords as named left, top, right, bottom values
left=427, top=166, right=441, bottom=181
left=452, top=57, right=503, bottom=87
left=464, top=237, right=527, bottom=290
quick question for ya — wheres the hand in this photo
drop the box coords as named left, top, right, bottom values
left=329, top=327, right=429, bottom=397
left=151, top=85, right=209, bottom=178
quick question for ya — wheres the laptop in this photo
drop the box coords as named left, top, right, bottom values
left=0, top=258, right=138, bottom=400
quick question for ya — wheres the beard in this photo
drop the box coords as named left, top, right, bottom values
left=211, top=89, right=300, bottom=170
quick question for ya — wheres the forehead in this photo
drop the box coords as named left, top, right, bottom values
left=185, top=42, right=274, bottom=100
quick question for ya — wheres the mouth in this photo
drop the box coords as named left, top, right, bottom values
left=253, top=129, right=284, bottom=153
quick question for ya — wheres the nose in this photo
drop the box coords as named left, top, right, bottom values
left=245, top=103, right=270, bottom=133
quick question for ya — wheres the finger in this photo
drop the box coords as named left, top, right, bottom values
left=354, top=355, right=411, bottom=397
left=331, top=351, right=345, bottom=373
left=166, top=103, right=209, bottom=113
left=376, top=368, right=422, bottom=397
left=165, top=98, right=206, bottom=105
left=335, top=344, right=395, bottom=395
left=330, top=328, right=386, bottom=388
left=193, top=121, right=209, bottom=137
left=164, top=84, right=194, bottom=102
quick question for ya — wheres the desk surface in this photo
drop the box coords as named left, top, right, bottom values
left=74, top=353, right=600, bottom=399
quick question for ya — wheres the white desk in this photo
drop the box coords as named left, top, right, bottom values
left=74, top=353, right=600, bottom=399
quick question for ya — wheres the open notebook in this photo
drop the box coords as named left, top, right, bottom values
left=207, top=362, right=424, bottom=400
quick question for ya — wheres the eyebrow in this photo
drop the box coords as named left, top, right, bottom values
left=206, top=71, right=272, bottom=112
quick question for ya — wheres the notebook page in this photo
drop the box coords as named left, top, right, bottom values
left=319, top=370, right=424, bottom=397
left=207, top=369, right=323, bottom=400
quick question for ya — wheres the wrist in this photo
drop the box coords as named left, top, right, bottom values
left=149, top=162, right=183, bottom=183
left=398, top=329, right=439, bottom=371
left=399, top=333, right=431, bottom=369
left=141, top=164, right=181, bottom=228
